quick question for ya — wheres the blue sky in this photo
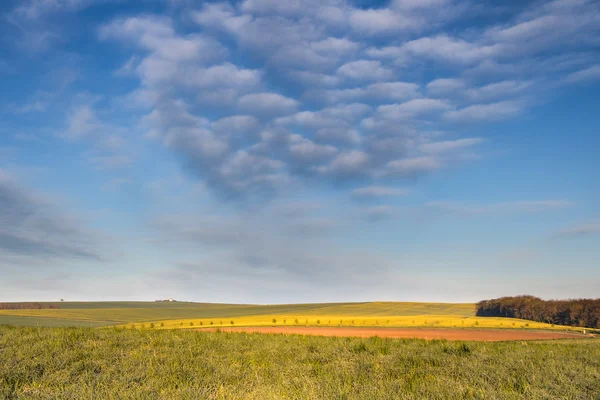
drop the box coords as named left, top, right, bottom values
left=1, top=0, right=599, bottom=303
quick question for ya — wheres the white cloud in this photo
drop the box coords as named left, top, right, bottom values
left=238, top=93, right=299, bottom=117
left=566, top=65, right=600, bottom=83
left=368, top=35, right=501, bottom=65
left=289, top=139, right=338, bottom=163
left=465, top=80, right=532, bottom=101
left=375, top=98, right=451, bottom=119
left=98, top=0, right=600, bottom=202
left=318, top=150, right=370, bottom=177
left=317, top=81, right=421, bottom=103
left=349, top=8, right=417, bottom=35
left=419, top=138, right=483, bottom=154
left=336, top=60, right=394, bottom=81
left=444, top=101, right=521, bottom=122
left=315, top=128, right=362, bottom=145
left=386, top=156, right=441, bottom=176
left=64, top=105, right=98, bottom=140
left=212, top=115, right=260, bottom=136
left=426, top=78, right=465, bottom=97
left=12, top=0, right=100, bottom=19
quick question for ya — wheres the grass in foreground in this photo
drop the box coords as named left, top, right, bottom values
left=0, top=326, right=598, bottom=399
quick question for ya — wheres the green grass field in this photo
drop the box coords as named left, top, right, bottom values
left=1, top=326, right=598, bottom=399
left=0, top=301, right=475, bottom=327
left=0, top=301, right=585, bottom=332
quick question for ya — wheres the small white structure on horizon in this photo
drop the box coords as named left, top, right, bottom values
left=168, top=298, right=174, bottom=302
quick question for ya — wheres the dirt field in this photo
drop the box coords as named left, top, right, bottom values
left=202, top=326, right=591, bottom=341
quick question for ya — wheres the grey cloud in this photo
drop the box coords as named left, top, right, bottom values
left=211, top=115, right=261, bottom=137
left=288, top=139, right=338, bottom=164
left=336, top=60, right=393, bottom=81
left=240, top=0, right=337, bottom=17
left=317, top=150, right=370, bottom=178
left=275, top=103, right=370, bottom=130
left=0, top=171, right=106, bottom=261
left=237, top=93, right=299, bottom=117
left=425, top=200, right=573, bottom=216
left=386, top=156, right=442, bottom=177
left=426, top=78, right=465, bottom=96
left=554, top=222, right=600, bottom=238
left=12, top=0, right=101, bottom=20
left=315, top=128, right=362, bottom=145
left=368, top=35, right=501, bottom=65
left=373, top=99, right=451, bottom=120
left=103, top=0, right=598, bottom=201
left=285, top=217, right=339, bottom=235
left=419, top=138, right=483, bottom=154
left=148, top=209, right=395, bottom=296
left=444, top=101, right=521, bottom=122
left=352, top=186, right=410, bottom=199
left=464, top=80, right=533, bottom=102
left=63, top=105, right=98, bottom=140
left=315, top=81, right=421, bottom=104
left=287, top=70, right=340, bottom=87
left=348, top=8, right=418, bottom=35
left=100, top=16, right=228, bottom=63
left=566, top=65, right=600, bottom=83
left=364, top=205, right=397, bottom=222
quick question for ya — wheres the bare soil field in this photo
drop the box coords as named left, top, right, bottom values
left=202, top=326, right=592, bottom=341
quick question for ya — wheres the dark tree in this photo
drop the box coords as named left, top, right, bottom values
left=476, top=296, right=600, bottom=329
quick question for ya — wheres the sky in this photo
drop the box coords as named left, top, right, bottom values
left=0, top=0, right=599, bottom=304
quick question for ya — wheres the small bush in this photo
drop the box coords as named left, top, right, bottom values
left=316, top=320, right=320, bottom=325
left=150, top=323, right=155, bottom=328
left=160, top=322, right=164, bottom=327
left=210, top=321, right=213, bottom=325
left=190, top=322, right=194, bottom=326
left=230, top=321, right=234, bottom=325
left=200, top=321, right=203, bottom=326
left=294, top=319, right=299, bottom=324
left=272, top=318, right=277, bottom=324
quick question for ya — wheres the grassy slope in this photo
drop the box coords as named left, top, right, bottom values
left=0, top=326, right=598, bottom=399
left=0, top=301, right=474, bottom=327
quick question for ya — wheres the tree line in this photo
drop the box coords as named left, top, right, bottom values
left=476, top=295, right=600, bottom=329
left=0, top=302, right=58, bottom=310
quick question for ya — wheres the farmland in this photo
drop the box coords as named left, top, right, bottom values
left=0, top=301, right=586, bottom=334
left=1, top=326, right=599, bottom=399
left=1, top=301, right=598, bottom=398
left=0, top=301, right=475, bottom=328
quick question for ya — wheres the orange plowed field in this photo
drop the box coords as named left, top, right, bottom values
left=201, top=326, right=591, bottom=341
